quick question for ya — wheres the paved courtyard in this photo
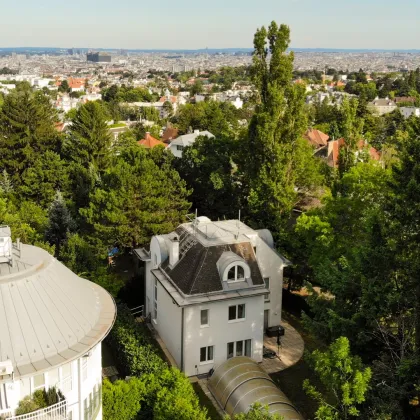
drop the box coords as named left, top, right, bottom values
left=261, top=319, right=305, bottom=374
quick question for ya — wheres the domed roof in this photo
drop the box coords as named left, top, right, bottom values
left=0, top=243, right=116, bottom=380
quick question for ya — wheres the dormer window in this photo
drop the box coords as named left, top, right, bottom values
left=228, top=265, right=245, bottom=282
left=217, top=251, right=251, bottom=283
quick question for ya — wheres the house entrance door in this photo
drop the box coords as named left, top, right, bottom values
left=264, top=310, right=269, bottom=331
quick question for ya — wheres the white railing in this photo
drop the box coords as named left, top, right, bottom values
left=0, top=408, right=13, bottom=418
left=7, top=400, right=67, bottom=420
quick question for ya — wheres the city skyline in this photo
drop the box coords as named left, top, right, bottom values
left=0, top=0, right=419, bottom=50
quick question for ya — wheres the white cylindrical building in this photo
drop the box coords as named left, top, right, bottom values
left=0, top=226, right=116, bottom=420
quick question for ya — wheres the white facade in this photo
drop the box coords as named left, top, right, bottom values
left=137, top=218, right=287, bottom=377
left=400, top=107, right=420, bottom=119
left=368, top=97, right=397, bottom=115
left=0, top=235, right=116, bottom=420
left=228, top=97, right=243, bottom=109
left=0, top=343, right=103, bottom=420
left=167, top=130, right=215, bottom=158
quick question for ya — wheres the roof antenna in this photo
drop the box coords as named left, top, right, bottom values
left=238, top=209, right=241, bottom=222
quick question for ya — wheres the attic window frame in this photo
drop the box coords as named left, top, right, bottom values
left=227, top=264, right=246, bottom=283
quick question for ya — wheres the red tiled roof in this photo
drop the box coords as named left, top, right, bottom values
left=328, top=138, right=380, bottom=168
left=161, top=127, right=179, bottom=143
left=304, top=128, right=330, bottom=148
left=159, top=96, right=177, bottom=104
left=138, top=132, right=166, bottom=149
left=394, top=96, right=416, bottom=103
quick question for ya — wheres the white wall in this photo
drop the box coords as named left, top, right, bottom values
left=256, top=238, right=284, bottom=328
left=2, top=343, right=103, bottom=420
left=401, top=107, right=420, bottom=119
left=153, top=281, right=182, bottom=367
left=168, top=144, right=183, bottom=158
left=183, top=295, right=264, bottom=377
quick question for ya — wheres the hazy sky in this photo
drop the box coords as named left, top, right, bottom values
left=0, top=0, right=419, bottom=49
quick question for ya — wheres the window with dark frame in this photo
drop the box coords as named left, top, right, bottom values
left=264, top=277, right=270, bottom=301
left=227, top=265, right=246, bottom=282
left=201, top=309, right=209, bottom=326
left=228, top=304, right=245, bottom=321
left=200, top=346, right=214, bottom=363
left=227, top=339, right=252, bottom=359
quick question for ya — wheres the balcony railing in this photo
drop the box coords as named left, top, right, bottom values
left=0, top=409, right=13, bottom=419
left=7, top=400, right=67, bottom=420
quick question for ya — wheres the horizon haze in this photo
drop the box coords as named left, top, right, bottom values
left=0, top=0, right=419, bottom=50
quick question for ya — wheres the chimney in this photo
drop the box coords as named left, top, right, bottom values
left=168, top=236, right=179, bottom=267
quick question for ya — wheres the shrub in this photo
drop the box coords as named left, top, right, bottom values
left=102, top=378, right=145, bottom=420
left=104, top=306, right=209, bottom=420
left=14, top=387, right=64, bottom=416
left=31, top=390, right=48, bottom=409
left=152, top=368, right=208, bottom=420
left=15, top=396, right=42, bottom=416
left=106, top=305, right=167, bottom=377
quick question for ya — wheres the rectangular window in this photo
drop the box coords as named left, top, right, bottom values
left=227, top=342, right=234, bottom=359
left=82, top=357, right=88, bottom=382
left=33, top=373, right=45, bottom=391
left=245, top=339, right=252, bottom=357
left=228, top=305, right=236, bottom=321
left=176, top=145, right=184, bottom=151
left=61, top=363, right=72, bottom=392
left=200, top=346, right=214, bottom=363
left=201, top=309, right=209, bottom=326
left=236, top=340, right=243, bottom=357
left=227, top=339, right=252, bottom=359
left=228, top=304, right=245, bottom=321
left=0, top=383, right=9, bottom=410
left=238, top=304, right=245, bottom=319
left=264, top=278, right=270, bottom=301
left=48, top=369, right=59, bottom=389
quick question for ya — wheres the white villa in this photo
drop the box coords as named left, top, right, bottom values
left=0, top=226, right=116, bottom=420
left=400, top=107, right=420, bottom=119
left=135, top=217, right=288, bottom=377
left=167, top=130, right=214, bottom=158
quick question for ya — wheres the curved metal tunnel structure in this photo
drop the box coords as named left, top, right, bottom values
left=208, top=356, right=304, bottom=419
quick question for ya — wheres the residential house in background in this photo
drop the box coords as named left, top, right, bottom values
left=303, top=128, right=329, bottom=150
left=134, top=217, right=288, bottom=377
left=394, top=96, right=417, bottom=105
left=67, top=77, right=86, bottom=92
left=368, top=97, right=397, bottom=115
left=138, top=132, right=166, bottom=149
left=161, top=126, right=179, bottom=144
left=400, top=107, right=420, bottom=119
left=327, top=138, right=381, bottom=168
left=167, top=130, right=214, bottom=158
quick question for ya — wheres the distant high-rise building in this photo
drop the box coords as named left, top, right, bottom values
left=68, top=48, right=74, bottom=55
left=87, top=52, right=112, bottom=63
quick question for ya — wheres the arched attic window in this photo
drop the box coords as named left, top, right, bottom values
left=227, top=265, right=246, bottom=282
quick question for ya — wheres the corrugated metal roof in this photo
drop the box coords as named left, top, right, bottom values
left=0, top=244, right=116, bottom=381
left=208, top=356, right=304, bottom=420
